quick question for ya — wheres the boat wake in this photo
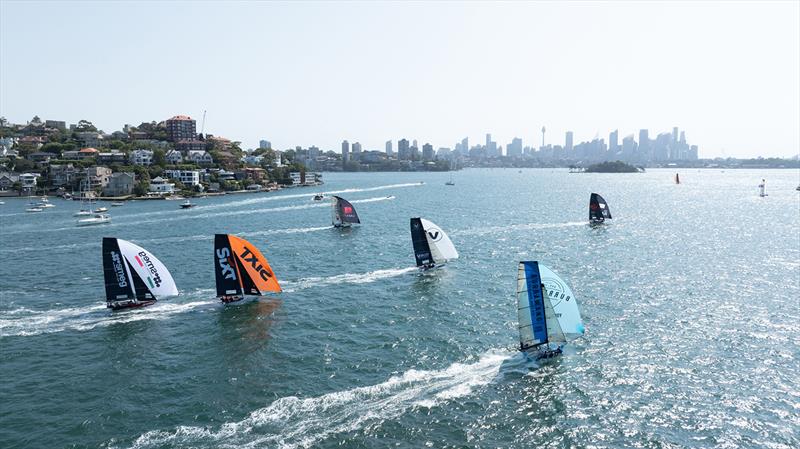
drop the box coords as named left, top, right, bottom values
left=283, top=266, right=417, bottom=292
left=123, top=350, right=509, bottom=449
left=196, top=182, right=420, bottom=211
left=0, top=299, right=211, bottom=338
left=456, top=221, right=586, bottom=236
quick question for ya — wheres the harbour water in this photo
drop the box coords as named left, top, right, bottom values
left=1, top=169, right=798, bottom=448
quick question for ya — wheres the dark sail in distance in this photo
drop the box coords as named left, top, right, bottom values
left=589, top=193, right=612, bottom=221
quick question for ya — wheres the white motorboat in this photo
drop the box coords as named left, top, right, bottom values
left=36, top=197, right=56, bottom=208
left=111, top=202, right=125, bottom=207
left=77, top=214, right=111, bottom=226
left=94, top=207, right=109, bottom=213
left=26, top=207, right=43, bottom=212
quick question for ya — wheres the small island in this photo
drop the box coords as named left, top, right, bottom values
left=584, top=160, right=641, bottom=173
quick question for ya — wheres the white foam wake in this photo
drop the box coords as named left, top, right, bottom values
left=456, top=221, right=586, bottom=236
left=283, top=266, right=417, bottom=292
left=125, top=350, right=509, bottom=449
left=0, top=298, right=212, bottom=338
left=196, top=182, right=420, bottom=211
left=123, top=195, right=396, bottom=227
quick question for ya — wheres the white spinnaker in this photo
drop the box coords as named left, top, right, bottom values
left=539, top=264, right=584, bottom=338
left=516, top=263, right=535, bottom=348
left=117, top=239, right=179, bottom=298
left=420, top=218, right=458, bottom=264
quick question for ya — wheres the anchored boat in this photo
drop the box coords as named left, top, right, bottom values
left=102, top=237, right=179, bottom=310
left=589, top=193, right=612, bottom=224
left=214, top=234, right=281, bottom=304
left=331, top=196, right=360, bottom=228
left=758, top=179, right=768, bottom=197
left=516, top=261, right=585, bottom=360
left=410, top=217, right=458, bottom=270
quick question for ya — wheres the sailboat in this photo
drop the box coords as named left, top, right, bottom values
left=589, top=193, right=612, bottom=224
left=675, top=173, right=680, bottom=184
left=758, top=179, right=768, bottom=197
left=214, top=234, right=281, bottom=304
left=445, top=173, right=455, bottom=186
left=102, top=237, right=179, bottom=310
left=331, top=196, right=360, bottom=228
left=516, top=261, right=585, bottom=360
left=410, top=217, right=458, bottom=269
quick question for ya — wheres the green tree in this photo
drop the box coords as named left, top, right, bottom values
left=153, top=149, right=166, bottom=168
left=75, top=120, right=97, bottom=132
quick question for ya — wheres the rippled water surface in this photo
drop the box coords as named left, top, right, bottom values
left=1, top=169, right=798, bottom=448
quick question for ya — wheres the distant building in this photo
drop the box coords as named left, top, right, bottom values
left=259, top=139, right=272, bottom=150
left=49, top=164, right=78, bottom=187
left=97, top=151, right=127, bottom=165
left=165, top=115, right=196, bottom=142
left=175, top=139, right=206, bottom=153
left=130, top=149, right=154, bottom=166
left=187, top=150, right=213, bottom=165
left=341, top=140, right=350, bottom=163
left=609, top=129, right=619, bottom=153
left=84, top=166, right=112, bottom=189
left=104, top=172, right=135, bottom=196
left=45, top=120, right=66, bottom=130
left=398, top=139, right=410, bottom=160
left=0, top=172, right=19, bottom=190
left=565, top=132, right=573, bottom=154
left=507, top=137, right=523, bottom=158
left=164, top=169, right=201, bottom=186
left=385, top=140, right=393, bottom=155
left=165, top=149, right=183, bottom=164
left=351, top=142, right=362, bottom=161
left=422, top=143, right=434, bottom=161
left=148, top=176, right=176, bottom=195
left=19, top=173, right=39, bottom=193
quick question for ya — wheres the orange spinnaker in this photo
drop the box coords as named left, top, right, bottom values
left=228, top=235, right=282, bottom=293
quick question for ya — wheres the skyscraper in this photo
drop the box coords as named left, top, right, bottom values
left=507, top=137, right=523, bottom=157
left=422, top=143, right=434, bottom=161
left=638, top=129, right=650, bottom=160
left=485, top=133, right=492, bottom=146
left=460, top=137, right=468, bottom=155
left=672, top=127, right=679, bottom=143
left=385, top=140, right=393, bottom=155
left=565, top=131, right=574, bottom=153
left=341, top=140, right=350, bottom=164
left=352, top=142, right=362, bottom=161
left=398, top=138, right=410, bottom=160
left=259, top=140, right=271, bottom=150
left=609, top=130, right=619, bottom=153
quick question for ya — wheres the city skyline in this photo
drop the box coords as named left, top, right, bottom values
left=1, top=2, right=798, bottom=158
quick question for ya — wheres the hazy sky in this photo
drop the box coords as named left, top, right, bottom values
left=1, top=1, right=798, bottom=158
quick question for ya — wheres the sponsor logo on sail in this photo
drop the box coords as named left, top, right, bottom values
left=427, top=228, right=442, bottom=242
left=240, top=246, right=273, bottom=281
left=543, top=277, right=571, bottom=303
left=137, top=251, right=162, bottom=288
left=111, top=251, right=127, bottom=288
left=216, top=247, right=237, bottom=281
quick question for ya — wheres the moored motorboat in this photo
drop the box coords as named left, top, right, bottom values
left=94, top=206, right=109, bottom=213
left=111, top=202, right=125, bottom=207
left=74, top=209, right=93, bottom=216
left=180, top=200, right=195, bottom=209
left=26, top=207, right=43, bottom=212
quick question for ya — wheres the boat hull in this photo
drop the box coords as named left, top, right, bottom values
left=107, top=300, right=156, bottom=311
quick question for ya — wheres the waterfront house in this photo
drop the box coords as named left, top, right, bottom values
left=49, top=164, right=78, bottom=188
left=19, top=173, right=39, bottom=193
left=83, top=166, right=112, bottom=189
left=187, top=150, right=213, bottom=165
left=130, top=149, right=154, bottom=166
left=165, top=149, right=183, bottom=164
left=164, top=169, right=201, bottom=186
left=175, top=139, right=206, bottom=153
left=97, top=151, right=128, bottom=165
left=104, top=172, right=135, bottom=196
left=0, top=172, right=19, bottom=190
left=148, top=176, right=175, bottom=195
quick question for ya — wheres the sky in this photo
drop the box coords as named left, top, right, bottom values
left=1, top=1, right=798, bottom=158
